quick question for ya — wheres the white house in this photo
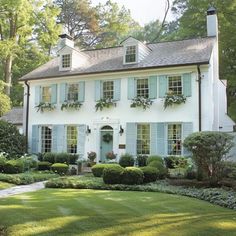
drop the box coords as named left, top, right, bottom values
left=20, top=7, right=234, bottom=162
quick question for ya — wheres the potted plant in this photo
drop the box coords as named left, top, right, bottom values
left=130, top=96, right=153, bottom=110
left=61, top=101, right=82, bottom=111
left=164, top=91, right=186, bottom=109
left=87, top=151, right=97, bottom=167
left=106, top=151, right=117, bottom=162
left=95, top=98, right=116, bottom=111
left=35, top=102, right=56, bottom=112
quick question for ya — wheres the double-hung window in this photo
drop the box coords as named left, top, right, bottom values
left=42, top=86, right=51, bottom=103
left=62, top=54, right=71, bottom=68
left=137, top=124, right=150, bottom=155
left=168, top=76, right=182, bottom=94
left=41, top=126, right=52, bottom=153
left=103, top=81, right=114, bottom=99
left=167, top=124, right=182, bottom=155
left=67, top=84, right=79, bottom=101
left=67, top=126, right=77, bottom=154
left=125, top=45, right=136, bottom=63
left=136, top=78, right=149, bottom=98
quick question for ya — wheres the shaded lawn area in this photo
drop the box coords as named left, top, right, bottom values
left=0, top=181, right=14, bottom=190
left=0, top=189, right=236, bottom=236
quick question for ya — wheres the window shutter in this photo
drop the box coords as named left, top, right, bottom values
left=159, top=75, right=168, bottom=98
left=126, top=123, right=137, bottom=155
left=149, top=76, right=157, bottom=99
left=77, top=124, right=86, bottom=158
left=78, top=81, right=85, bottom=102
left=60, top=83, right=67, bottom=103
left=156, top=123, right=166, bottom=156
left=95, top=80, right=101, bottom=101
left=113, top=79, right=121, bottom=101
left=31, top=125, right=40, bottom=153
left=127, top=77, right=136, bottom=99
left=51, top=84, right=57, bottom=104
left=52, top=125, right=66, bottom=153
left=150, top=123, right=158, bottom=155
left=183, top=73, right=192, bottom=97
left=182, top=122, right=193, bottom=156
left=35, top=86, right=41, bottom=105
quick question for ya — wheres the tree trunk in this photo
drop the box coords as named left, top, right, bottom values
left=4, top=55, right=13, bottom=95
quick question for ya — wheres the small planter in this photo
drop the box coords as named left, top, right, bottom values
left=106, top=151, right=117, bottom=162
left=61, top=101, right=82, bottom=111
left=35, top=102, right=56, bottom=112
left=130, top=96, right=153, bottom=110
left=95, top=98, right=116, bottom=111
left=164, top=92, right=186, bottom=109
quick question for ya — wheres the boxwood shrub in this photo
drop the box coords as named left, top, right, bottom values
left=137, top=155, right=147, bottom=167
left=146, top=155, right=163, bottom=165
left=119, top=153, right=134, bottom=167
left=140, top=166, right=158, bottom=183
left=148, top=161, right=167, bottom=179
left=103, top=165, right=124, bottom=184
left=122, top=167, right=144, bottom=185
left=51, top=163, right=69, bottom=175
left=91, top=164, right=121, bottom=177
left=3, top=159, right=24, bottom=174
left=37, top=161, right=52, bottom=171
left=0, top=157, right=6, bottom=173
left=43, top=153, right=56, bottom=163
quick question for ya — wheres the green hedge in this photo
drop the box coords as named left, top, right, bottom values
left=51, top=163, right=69, bottom=175
left=43, top=152, right=78, bottom=164
left=122, top=167, right=143, bottom=185
left=148, top=161, right=167, bottom=179
left=37, top=161, right=52, bottom=171
left=3, top=159, right=24, bottom=174
left=103, top=165, right=124, bottom=184
left=91, top=164, right=120, bottom=177
left=146, top=155, right=163, bottom=165
left=119, top=153, right=134, bottom=167
left=140, top=166, right=158, bottom=183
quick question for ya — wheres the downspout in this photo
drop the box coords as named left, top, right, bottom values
left=24, top=81, right=30, bottom=153
left=197, top=65, right=202, bottom=131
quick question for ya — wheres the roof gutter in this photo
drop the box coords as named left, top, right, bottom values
left=24, top=80, right=30, bottom=153
left=197, top=65, right=202, bottom=131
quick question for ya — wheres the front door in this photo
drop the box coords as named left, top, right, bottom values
left=100, top=126, right=113, bottom=162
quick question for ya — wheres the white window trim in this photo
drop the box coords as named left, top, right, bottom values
left=167, top=75, right=183, bottom=95
left=40, top=125, right=53, bottom=153
left=60, top=53, right=72, bottom=71
left=123, top=44, right=138, bottom=64
left=67, top=83, right=79, bottom=102
left=102, top=80, right=114, bottom=99
left=136, top=123, right=151, bottom=155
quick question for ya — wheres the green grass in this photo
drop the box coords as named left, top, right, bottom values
left=0, top=181, right=14, bottom=190
left=0, top=189, right=236, bottom=236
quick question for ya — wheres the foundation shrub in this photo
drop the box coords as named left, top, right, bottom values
left=140, top=166, right=158, bottom=183
left=51, top=163, right=69, bottom=175
left=122, top=167, right=144, bottom=185
left=103, top=165, right=124, bottom=184
left=119, top=153, right=134, bottom=167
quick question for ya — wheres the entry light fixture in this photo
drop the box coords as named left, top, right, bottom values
left=86, top=125, right=91, bottom=134
left=119, top=125, right=124, bottom=135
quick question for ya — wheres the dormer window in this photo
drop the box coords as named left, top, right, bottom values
left=125, top=45, right=136, bottom=63
left=62, top=54, right=71, bottom=68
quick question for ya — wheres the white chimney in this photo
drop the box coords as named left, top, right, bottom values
left=207, top=7, right=218, bottom=37
left=58, top=34, right=74, bottom=49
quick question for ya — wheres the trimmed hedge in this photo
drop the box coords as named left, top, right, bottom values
left=103, top=165, right=124, bottom=184
left=0, top=157, right=6, bottom=173
left=37, top=161, right=52, bottom=171
left=51, top=163, right=69, bottom=175
left=91, top=164, right=120, bottom=177
left=43, top=153, right=56, bottom=163
left=3, top=159, right=24, bottom=174
left=119, top=153, right=134, bottom=167
left=122, top=167, right=144, bottom=185
left=43, top=152, right=78, bottom=164
left=148, top=161, right=167, bottom=179
left=146, top=155, right=163, bottom=165
left=140, top=166, right=158, bottom=183
left=137, top=155, right=147, bottom=167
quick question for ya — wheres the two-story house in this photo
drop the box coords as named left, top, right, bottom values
left=20, top=7, right=234, bottom=162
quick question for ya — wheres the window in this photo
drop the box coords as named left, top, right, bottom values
left=137, top=78, right=149, bottom=98
left=67, top=126, right=77, bottom=154
left=168, top=76, right=182, bottom=94
left=41, top=126, right=52, bottom=153
left=125, top=45, right=136, bottom=63
left=62, top=54, right=71, bottom=68
left=103, top=81, right=114, bottom=99
left=42, top=86, right=51, bottom=103
left=167, top=124, right=182, bottom=155
left=67, top=84, right=79, bottom=101
left=137, top=124, right=150, bottom=155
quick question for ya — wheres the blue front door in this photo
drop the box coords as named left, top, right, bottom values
left=100, top=127, right=113, bottom=162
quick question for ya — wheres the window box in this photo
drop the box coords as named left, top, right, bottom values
left=61, top=101, right=82, bottom=111
left=35, top=102, right=56, bottom=112
left=164, top=92, right=186, bottom=109
left=95, top=98, right=116, bottom=111
left=130, top=96, right=153, bottom=110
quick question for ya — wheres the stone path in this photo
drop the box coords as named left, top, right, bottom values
left=0, top=181, right=46, bottom=198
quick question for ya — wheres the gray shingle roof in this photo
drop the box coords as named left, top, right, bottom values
left=0, top=107, right=23, bottom=125
left=19, top=37, right=215, bottom=81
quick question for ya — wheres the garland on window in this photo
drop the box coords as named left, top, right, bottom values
left=102, top=133, right=113, bottom=143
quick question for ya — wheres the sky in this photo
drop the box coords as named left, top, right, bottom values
left=91, top=0, right=174, bottom=26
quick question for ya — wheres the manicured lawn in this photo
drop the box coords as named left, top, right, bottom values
left=0, top=189, right=236, bottom=236
left=0, top=181, right=14, bottom=190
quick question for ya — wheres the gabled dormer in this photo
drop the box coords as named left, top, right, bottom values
left=121, top=36, right=151, bottom=65
left=57, top=34, right=88, bottom=71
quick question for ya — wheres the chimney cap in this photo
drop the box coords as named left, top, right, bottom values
left=59, top=34, right=73, bottom=41
left=207, top=6, right=216, bottom=15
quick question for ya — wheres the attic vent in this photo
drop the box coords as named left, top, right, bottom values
left=125, top=45, right=136, bottom=63
left=62, top=54, right=71, bottom=68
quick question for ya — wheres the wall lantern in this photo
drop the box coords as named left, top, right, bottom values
left=119, top=125, right=124, bottom=135
left=86, top=125, right=91, bottom=134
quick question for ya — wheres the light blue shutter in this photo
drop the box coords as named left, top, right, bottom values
left=149, top=75, right=157, bottom=99
left=113, top=79, right=121, bottom=101
left=159, top=75, right=168, bottom=98
left=52, top=125, right=66, bottom=153
left=60, top=83, right=67, bottom=103
left=51, top=84, right=57, bottom=104
left=126, top=123, right=137, bottom=155
left=183, top=73, right=192, bottom=97
left=77, top=125, right=86, bottom=158
left=127, top=77, right=136, bottom=99
left=182, top=122, right=193, bottom=156
left=156, top=123, right=166, bottom=156
left=35, top=86, right=41, bottom=105
left=78, top=81, right=85, bottom=102
left=95, top=80, right=101, bottom=101
left=31, top=125, right=39, bottom=153
left=150, top=123, right=158, bottom=155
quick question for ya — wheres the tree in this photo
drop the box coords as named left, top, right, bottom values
left=0, top=81, right=11, bottom=116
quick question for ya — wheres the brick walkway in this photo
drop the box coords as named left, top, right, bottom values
left=0, top=181, right=45, bottom=198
